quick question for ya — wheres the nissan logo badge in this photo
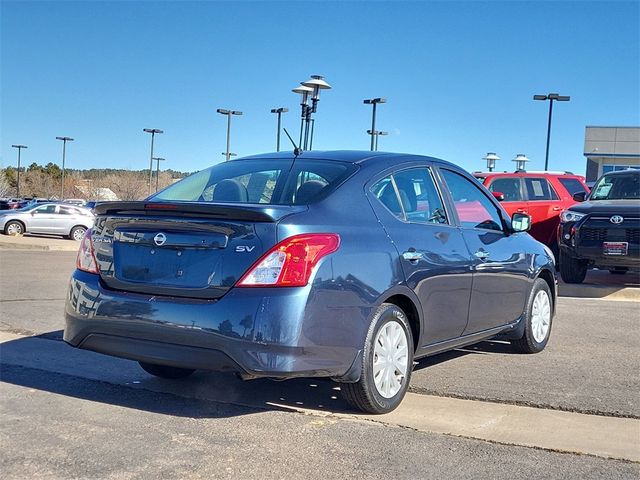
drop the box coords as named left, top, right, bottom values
left=153, top=232, right=167, bottom=246
left=610, top=215, right=624, bottom=225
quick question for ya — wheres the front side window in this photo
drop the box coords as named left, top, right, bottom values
left=441, top=169, right=504, bottom=232
left=150, top=159, right=357, bottom=205
left=488, top=177, right=523, bottom=201
left=525, top=178, right=559, bottom=201
left=34, top=205, right=57, bottom=214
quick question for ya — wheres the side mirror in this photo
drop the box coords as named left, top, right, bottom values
left=572, top=191, right=586, bottom=202
left=30, top=211, right=36, bottom=216
left=492, top=191, right=505, bottom=201
left=511, top=212, right=531, bottom=232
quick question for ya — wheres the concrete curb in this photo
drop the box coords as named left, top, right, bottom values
left=0, top=236, right=79, bottom=252
left=559, top=284, right=640, bottom=302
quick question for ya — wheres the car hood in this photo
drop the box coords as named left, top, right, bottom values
left=569, top=200, right=640, bottom=215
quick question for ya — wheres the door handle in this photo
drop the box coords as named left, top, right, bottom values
left=402, top=250, right=423, bottom=261
left=516, top=208, right=528, bottom=213
left=552, top=206, right=562, bottom=211
left=474, top=250, right=490, bottom=260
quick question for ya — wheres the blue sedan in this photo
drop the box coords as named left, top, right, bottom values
left=64, top=151, right=556, bottom=413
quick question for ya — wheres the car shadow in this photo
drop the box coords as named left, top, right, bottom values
left=1, top=331, right=517, bottom=418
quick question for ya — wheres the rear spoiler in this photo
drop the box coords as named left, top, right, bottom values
left=93, top=201, right=307, bottom=222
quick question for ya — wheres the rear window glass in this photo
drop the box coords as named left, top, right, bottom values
left=150, top=159, right=357, bottom=205
left=558, top=178, right=587, bottom=196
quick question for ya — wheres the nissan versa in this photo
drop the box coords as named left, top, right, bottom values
left=64, top=151, right=556, bottom=414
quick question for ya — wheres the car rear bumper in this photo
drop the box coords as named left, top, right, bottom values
left=64, top=270, right=363, bottom=379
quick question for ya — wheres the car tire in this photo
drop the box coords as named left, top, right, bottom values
left=138, top=362, right=196, bottom=379
left=512, top=278, right=553, bottom=354
left=559, top=250, right=587, bottom=284
left=69, top=225, right=87, bottom=241
left=609, top=268, right=628, bottom=275
left=4, top=220, right=24, bottom=236
left=340, top=303, right=414, bottom=414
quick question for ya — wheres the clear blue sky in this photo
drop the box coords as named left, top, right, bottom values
left=2, top=1, right=639, bottom=175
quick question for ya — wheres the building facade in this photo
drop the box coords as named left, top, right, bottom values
left=583, top=126, right=640, bottom=183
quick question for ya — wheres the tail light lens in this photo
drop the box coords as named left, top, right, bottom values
left=238, top=233, right=340, bottom=287
left=76, top=229, right=99, bottom=274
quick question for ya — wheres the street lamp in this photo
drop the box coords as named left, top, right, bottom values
left=533, top=93, right=570, bottom=171
left=221, top=152, right=237, bottom=158
left=55, top=136, right=74, bottom=199
left=143, top=128, right=163, bottom=194
left=292, top=85, right=313, bottom=149
left=217, top=109, right=242, bottom=161
left=367, top=130, right=388, bottom=151
left=483, top=152, right=500, bottom=172
left=270, top=107, right=289, bottom=152
left=513, top=153, right=530, bottom=171
left=152, top=157, right=165, bottom=192
left=364, top=98, right=387, bottom=151
left=299, top=75, right=332, bottom=150
left=11, top=144, right=27, bottom=197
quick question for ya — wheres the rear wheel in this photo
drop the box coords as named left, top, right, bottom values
left=559, top=250, right=587, bottom=284
left=69, top=225, right=87, bottom=241
left=512, top=278, right=553, bottom=354
left=138, top=362, right=195, bottom=379
left=4, top=220, right=24, bottom=236
left=609, top=268, right=628, bottom=275
left=340, top=303, right=414, bottom=414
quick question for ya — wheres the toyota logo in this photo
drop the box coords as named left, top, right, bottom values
left=153, top=232, right=167, bottom=246
left=610, top=215, right=624, bottom=225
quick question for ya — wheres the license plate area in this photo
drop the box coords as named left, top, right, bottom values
left=603, top=241, right=628, bottom=256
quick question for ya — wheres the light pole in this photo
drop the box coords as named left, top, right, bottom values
left=221, top=152, right=237, bottom=159
left=292, top=85, right=313, bottom=149
left=270, top=107, right=288, bottom=152
left=533, top=93, right=570, bottom=171
left=55, top=136, right=74, bottom=199
left=513, top=153, right=530, bottom=171
left=11, top=144, right=27, bottom=197
left=152, top=157, right=165, bottom=192
left=143, top=128, right=163, bottom=194
left=483, top=152, right=500, bottom=172
left=217, top=109, right=242, bottom=161
left=367, top=130, right=388, bottom=151
left=293, top=75, right=331, bottom=150
left=364, top=98, right=386, bottom=151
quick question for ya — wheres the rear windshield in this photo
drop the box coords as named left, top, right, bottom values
left=149, top=159, right=357, bottom=205
left=589, top=173, right=640, bottom=200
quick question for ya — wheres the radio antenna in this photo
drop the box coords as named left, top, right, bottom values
left=283, top=128, right=302, bottom=157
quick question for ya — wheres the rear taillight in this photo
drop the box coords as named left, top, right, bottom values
left=76, top=228, right=99, bottom=274
left=237, top=233, right=340, bottom=287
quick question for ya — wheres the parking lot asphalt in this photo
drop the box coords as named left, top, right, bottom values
left=1, top=249, right=639, bottom=478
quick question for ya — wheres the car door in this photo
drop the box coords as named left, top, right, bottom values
left=28, top=204, right=59, bottom=233
left=486, top=176, right=528, bottom=217
left=524, top=177, right=563, bottom=246
left=438, top=168, right=530, bottom=333
left=368, top=164, right=473, bottom=345
left=57, top=205, right=82, bottom=235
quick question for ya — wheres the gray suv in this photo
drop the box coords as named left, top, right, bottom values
left=0, top=202, right=94, bottom=241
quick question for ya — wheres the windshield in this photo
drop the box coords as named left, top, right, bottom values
left=149, top=158, right=357, bottom=205
left=589, top=172, right=640, bottom=200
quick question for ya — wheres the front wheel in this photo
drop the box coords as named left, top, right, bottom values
left=559, top=250, right=587, bottom=284
left=4, top=220, right=24, bottom=236
left=340, top=303, right=414, bottom=414
left=138, top=362, right=195, bottom=379
left=512, top=278, right=553, bottom=354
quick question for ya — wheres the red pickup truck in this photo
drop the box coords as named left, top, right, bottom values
left=473, top=171, right=590, bottom=257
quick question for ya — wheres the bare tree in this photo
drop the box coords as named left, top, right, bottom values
left=0, top=170, right=12, bottom=197
left=103, top=171, right=148, bottom=200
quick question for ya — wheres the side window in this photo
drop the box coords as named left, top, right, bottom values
left=58, top=206, right=78, bottom=215
left=441, top=169, right=504, bottom=232
left=372, top=176, right=403, bottom=220
left=488, top=178, right=523, bottom=201
left=392, top=168, right=448, bottom=224
left=34, top=205, right=57, bottom=214
left=558, top=178, right=587, bottom=196
left=525, top=178, right=558, bottom=201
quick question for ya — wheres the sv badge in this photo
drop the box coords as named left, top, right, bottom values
left=235, top=246, right=255, bottom=252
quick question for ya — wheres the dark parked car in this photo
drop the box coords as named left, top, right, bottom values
left=559, top=169, right=640, bottom=283
left=65, top=151, right=556, bottom=414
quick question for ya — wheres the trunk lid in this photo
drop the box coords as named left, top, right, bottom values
left=91, top=201, right=305, bottom=299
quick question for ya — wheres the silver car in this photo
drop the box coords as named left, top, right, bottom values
left=0, top=202, right=94, bottom=241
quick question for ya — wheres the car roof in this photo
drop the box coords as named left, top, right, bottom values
left=473, top=171, right=584, bottom=179
left=236, top=150, right=457, bottom=168
left=602, top=169, right=640, bottom=176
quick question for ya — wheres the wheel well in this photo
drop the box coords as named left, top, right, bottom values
left=5, top=219, right=26, bottom=232
left=384, top=294, right=420, bottom=351
left=537, top=269, right=556, bottom=307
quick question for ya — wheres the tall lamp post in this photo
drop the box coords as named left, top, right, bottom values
left=217, top=109, right=242, bottom=161
left=55, top=136, right=74, bottom=199
left=364, top=98, right=386, bottom=151
left=270, top=107, right=288, bottom=152
left=367, top=130, right=388, bottom=151
left=483, top=152, right=500, bottom=172
left=143, top=128, right=163, bottom=194
left=533, top=93, right=570, bottom=171
left=300, top=75, right=331, bottom=150
left=11, top=144, right=27, bottom=197
left=152, top=157, right=165, bottom=192
left=292, top=85, right=313, bottom=149
left=513, top=153, right=530, bottom=171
